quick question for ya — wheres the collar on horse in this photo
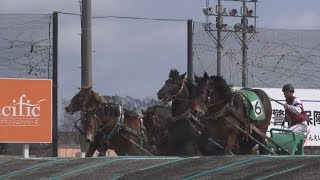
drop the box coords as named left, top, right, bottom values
left=205, top=90, right=250, bottom=128
left=98, top=103, right=146, bottom=147
left=206, top=91, right=235, bottom=119
left=205, top=90, right=253, bottom=140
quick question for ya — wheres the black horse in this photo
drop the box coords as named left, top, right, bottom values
left=157, top=69, right=221, bottom=156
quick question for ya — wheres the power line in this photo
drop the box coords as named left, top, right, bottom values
left=58, top=11, right=188, bottom=22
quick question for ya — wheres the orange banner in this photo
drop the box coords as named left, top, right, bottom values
left=0, top=78, right=52, bottom=143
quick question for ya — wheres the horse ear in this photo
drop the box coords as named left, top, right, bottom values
left=82, top=86, right=92, bottom=92
left=180, top=72, right=186, bottom=79
left=204, top=72, right=209, bottom=80
left=194, top=73, right=199, bottom=83
left=94, top=92, right=107, bottom=103
left=141, top=109, right=145, bottom=116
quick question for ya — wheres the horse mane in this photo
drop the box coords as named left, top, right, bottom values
left=124, top=108, right=139, bottom=117
left=146, top=105, right=170, bottom=116
left=168, top=68, right=195, bottom=98
left=169, top=69, right=180, bottom=79
left=92, top=90, right=108, bottom=104
left=185, top=79, right=197, bottom=99
left=210, top=76, right=244, bottom=108
left=210, top=76, right=231, bottom=97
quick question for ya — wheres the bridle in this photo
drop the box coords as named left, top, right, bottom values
left=163, top=78, right=187, bottom=103
left=73, top=105, right=104, bottom=136
left=150, top=114, right=168, bottom=146
left=71, top=90, right=106, bottom=136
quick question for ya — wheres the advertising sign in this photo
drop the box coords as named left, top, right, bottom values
left=0, top=78, right=52, bottom=143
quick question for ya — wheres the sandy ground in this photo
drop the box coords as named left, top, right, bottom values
left=0, top=155, right=319, bottom=179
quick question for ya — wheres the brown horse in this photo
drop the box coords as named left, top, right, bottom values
left=195, top=74, right=272, bottom=155
left=157, top=69, right=219, bottom=156
left=87, top=102, right=155, bottom=156
left=65, top=87, right=109, bottom=157
left=141, top=105, right=172, bottom=155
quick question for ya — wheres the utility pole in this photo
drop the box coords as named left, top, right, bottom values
left=80, top=0, right=92, bottom=156
left=241, top=0, right=248, bottom=87
left=52, top=11, right=58, bottom=157
left=216, top=0, right=222, bottom=76
left=202, top=0, right=258, bottom=87
left=187, top=19, right=194, bottom=81
left=81, top=0, right=92, bottom=88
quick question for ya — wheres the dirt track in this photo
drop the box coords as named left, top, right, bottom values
left=0, top=155, right=319, bottom=179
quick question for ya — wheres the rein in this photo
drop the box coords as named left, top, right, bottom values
left=119, top=133, right=154, bottom=156
left=222, top=116, right=276, bottom=155
left=171, top=108, right=205, bottom=135
left=74, top=118, right=84, bottom=135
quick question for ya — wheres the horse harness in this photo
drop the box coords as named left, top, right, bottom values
left=74, top=103, right=147, bottom=148
left=205, top=91, right=253, bottom=139
left=95, top=103, right=146, bottom=147
left=74, top=106, right=98, bottom=136
left=151, top=114, right=169, bottom=146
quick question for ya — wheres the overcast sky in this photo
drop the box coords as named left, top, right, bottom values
left=1, top=0, right=320, bottom=117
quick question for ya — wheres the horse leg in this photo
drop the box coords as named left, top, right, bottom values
left=256, top=133, right=268, bottom=155
left=224, top=132, right=237, bottom=155
left=86, top=141, right=98, bottom=157
left=98, top=150, right=107, bottom=157
left=97, top=138, right=109, bottom=157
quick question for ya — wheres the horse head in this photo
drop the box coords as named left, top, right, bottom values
left=193, top=72, right=233, bottom=110
left=191, top=72, right=212, bottom=114
left=65, top=86, right=107, bottom=114
left=157, top=69, right=187, bottom=103
left=142, top=105, right=171, bottom=147
left=79, top=109, right=98, bottom=142
left=205, top=75, right=234, bottom=109
left=65, top=87, right=90, bottom=114
left=65, top=87, right=107, bottom=142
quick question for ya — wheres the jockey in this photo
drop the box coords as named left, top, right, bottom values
left=282, top=84, right=309, bottom=135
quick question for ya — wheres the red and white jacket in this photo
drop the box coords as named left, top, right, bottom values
left=285, top=95, right=307, bottom=126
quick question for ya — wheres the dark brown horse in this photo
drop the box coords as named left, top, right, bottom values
left=157, top=69, right=219, bottom=156
left=87, top=102, right=155, bottom=156
left=65, top=87, right=109, bottom=157
left=157, top=69, right=196, bottom=117
left=195, top=74, right=272, bottom=155
left=141, top=105, right=172, bottom=155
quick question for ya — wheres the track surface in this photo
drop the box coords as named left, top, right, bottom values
left=0, top=155, right=319, bottom=179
